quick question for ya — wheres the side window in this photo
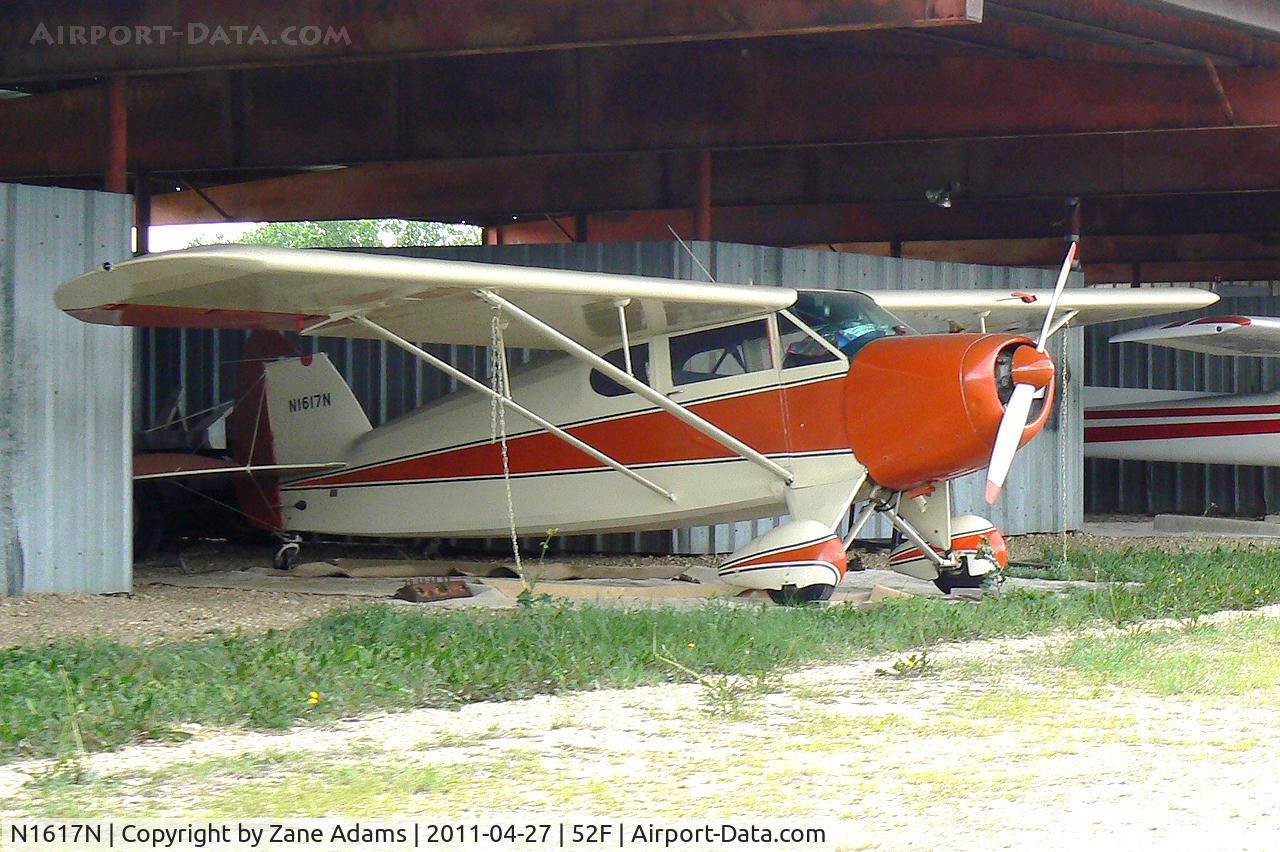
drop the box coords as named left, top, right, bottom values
left=779, top=314, right=841, bottom=369
left=670, top=319, right=772, bottom=386
left=589, top=344, right=650, bottom=397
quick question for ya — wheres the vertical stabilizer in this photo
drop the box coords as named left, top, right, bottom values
left=262, top=353, right=372, bottom=467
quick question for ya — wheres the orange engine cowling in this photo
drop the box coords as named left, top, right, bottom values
left=844, top=333, right=1055, bottom=492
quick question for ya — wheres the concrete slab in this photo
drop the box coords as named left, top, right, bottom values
left=1081, top=520, right=1164, bottom=538
left=1153, top=514, right=1280, bottom=538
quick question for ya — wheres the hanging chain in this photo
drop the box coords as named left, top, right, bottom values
left=1060, top=326, right=1070, bottom=566
left=490, top=306, right=523, bottom=577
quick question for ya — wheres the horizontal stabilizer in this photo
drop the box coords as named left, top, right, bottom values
left=134, top=455, right=346, bottom=482
left=1110, top=315, right=1280, bottom=357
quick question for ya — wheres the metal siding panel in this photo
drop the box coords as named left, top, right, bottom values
left=1, top=185, right=131, bottom=594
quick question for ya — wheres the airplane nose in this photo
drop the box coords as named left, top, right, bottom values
left=844, top=333, right=1056, bottom=493
left=1010, top=346, right=1054, bottom=391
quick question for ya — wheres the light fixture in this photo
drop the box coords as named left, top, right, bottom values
left=925, top=187, right=953, bottom=209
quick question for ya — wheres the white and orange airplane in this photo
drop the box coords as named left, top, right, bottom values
left=55, top=244, right=1215, bottom=600
left=1085, top=315, right=1280, bottom=466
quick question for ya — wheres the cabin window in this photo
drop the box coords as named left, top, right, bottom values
left=589, top=344, right=650, bottom=397
left=670, top=319, right=773, bottom=385
left=790, top=290, right=910, bottom=359
left=779, top=314, right=842, bottom=368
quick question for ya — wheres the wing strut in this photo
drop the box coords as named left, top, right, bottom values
left=474, top=290, right=796, bottom=484
left=346, top=315, right=677, bottom=503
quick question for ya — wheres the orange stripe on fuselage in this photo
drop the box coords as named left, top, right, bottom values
left=295, top=376, right=849, bottom=488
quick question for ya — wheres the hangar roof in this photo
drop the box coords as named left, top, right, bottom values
left=2, top=1, right=1279, bottom=282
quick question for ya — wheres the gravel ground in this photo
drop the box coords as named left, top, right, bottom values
left=3, top=523, right=1278, bottom=650
left=2, top=604, right=1278, bottom=850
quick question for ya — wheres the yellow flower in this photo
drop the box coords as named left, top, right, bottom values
left=687, top=643, right=696, bottom=649
left=308, top=691, right=320, bottom=705
left=1176, top=576, right=1183, bottom=584
left=1256, top=589, right=1263, bottom=596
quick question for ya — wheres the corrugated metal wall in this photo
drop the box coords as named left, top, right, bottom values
left=138, top=241, right=1081, bottom=553
left=1, top=184, right=133, bottom=594
left=1085, top=283, right=1280, bottom=518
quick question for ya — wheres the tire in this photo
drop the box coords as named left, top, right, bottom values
left=933, top=570, right=984, bottom=595
left=272, top=541, right=300, bottom=571
left=768, top=583, right=835, bottom=606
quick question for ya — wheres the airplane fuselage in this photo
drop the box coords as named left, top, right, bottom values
left=275, top=317, right=863, bottom=538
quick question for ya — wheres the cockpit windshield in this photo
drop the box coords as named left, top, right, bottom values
left=789, top=290, right=912, bottom=359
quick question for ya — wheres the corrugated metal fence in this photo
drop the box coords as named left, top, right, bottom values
left=138, top=241, right=1082, bottom=553
left=1085, top=283, right=1280, bottom=518
left=1, top=185, right=133, bottom=594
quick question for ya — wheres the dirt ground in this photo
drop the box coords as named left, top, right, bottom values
left=2, top=604, right=1278, bottom=850
left=2, top=525, right=1277, bottom=649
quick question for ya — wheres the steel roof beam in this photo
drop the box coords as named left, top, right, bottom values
left=141, top=128, right=1280, bottom=226
left=0, top=0, right=981, bottom=84
left=1130, top=0, right=1280, bottom=39
left=4, top=49, right=1279, bottom=181
left=986, top=0, right=1266, bottom=65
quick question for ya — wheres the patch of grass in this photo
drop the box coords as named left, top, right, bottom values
left=2, top=543, right=1277, bottom=762
left=204, top=759, right=447, bottom=817
left=145, top=749, right=319, bottom=783
left=1055, top=615, right=1280, bottom=697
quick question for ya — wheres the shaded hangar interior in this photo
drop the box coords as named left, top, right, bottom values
left=5, top=0, right=1280, bottom=539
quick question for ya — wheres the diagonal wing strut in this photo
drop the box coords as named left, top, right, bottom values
left=474, top=290, right=795, bottom=484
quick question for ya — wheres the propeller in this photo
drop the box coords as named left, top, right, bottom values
left=984, top=241, right=1078, bottom=504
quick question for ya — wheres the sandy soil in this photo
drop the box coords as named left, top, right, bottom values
left=2, top=604, right=1277, bottom=850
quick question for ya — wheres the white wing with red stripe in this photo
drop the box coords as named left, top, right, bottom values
left=872, top=288, right=1219, bottom=334
left=55, top=245, right=796, bottom=349
left=1110, top=315, right=1280, bottom=357
left=1084, top=390, right=1280, bottom=465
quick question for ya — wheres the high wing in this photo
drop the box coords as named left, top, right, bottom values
left=1109, top=315, right=1280, bottom=357
left=871, top=288, right=1220, bottom=334
left=55, top=245, right=797, bottom=349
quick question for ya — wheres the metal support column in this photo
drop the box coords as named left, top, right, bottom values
left=105, top=75, right=128, bottom=194
left=694, top=150, right=712, bottom=241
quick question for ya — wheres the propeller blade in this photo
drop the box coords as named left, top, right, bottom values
left=1035, top=241, right=1079, bottom=352
left=985, top=382, right=1035, bottom=504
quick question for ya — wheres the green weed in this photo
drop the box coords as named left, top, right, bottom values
left=1, top=543, right=1277, bottom=761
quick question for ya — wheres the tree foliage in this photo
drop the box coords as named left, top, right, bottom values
left=191, top=219, right=481, bottom=248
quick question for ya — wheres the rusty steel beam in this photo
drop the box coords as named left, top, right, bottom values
left=486, top=195, right=1280, bottom=246
left=497, top=218, right=1280, bottom=281
left=148, top=128, right=1280, bottom=227
left=4, top=49, right=1280, bottom=181
left=985, top=0, right=1272, bottom=66
left=0, top=0, right=981, bottom=83
left=104, top=75, right=127, bottom=193
left=1131, top=0, right=1280, bottom=38
left=694, top=151, right=712, bottom=241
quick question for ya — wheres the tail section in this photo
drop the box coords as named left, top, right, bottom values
left=227, top=332, right=371, bottom=530
left=262, top=352, right=372, bottom=467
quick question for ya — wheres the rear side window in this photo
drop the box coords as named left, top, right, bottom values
left=670, top=319, right=772, bottom=386
left=590, top=344, right=650, bottom=397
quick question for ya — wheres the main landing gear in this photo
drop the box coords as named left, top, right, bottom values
left=716, top=519, right=848, bottom=605
left=272, top=534, right=302, bottom=571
